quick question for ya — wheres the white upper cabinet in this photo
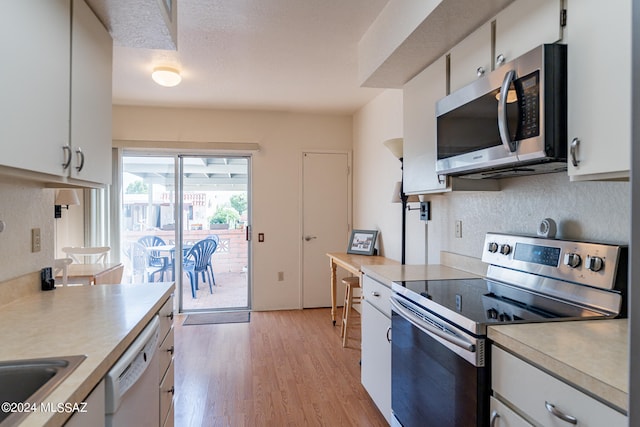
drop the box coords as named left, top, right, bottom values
left=565, top=0, right=631, bottom=181
left=403, top=56, right=447, bottom=194
left=449, top=0, right=563, bottom=94
left=494, top=0, right=564, bottom=68
left=0, top=0, right=112, bottom=186
left=70, top=0, right=113, bottom=185
left=449, top=22, right=492, bottom=93
left=0, top=0, right=71, bottom=178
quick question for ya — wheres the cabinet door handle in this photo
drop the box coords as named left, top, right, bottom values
left=496, top=53, right=506, bottom=67
left=545, top=401, right=577, bottom=424
left=386, top=326, right=391, bottom=343
left=168, top=386, right=175, bottom=395
left=477, top=66, right=486, bottom=77
left=371, top=291, right=380, bottom=297
left=570, top=138, right=580, bottom=167
left=490, top=410, right=500, bottom=427
left=167, top=345, right=174, bottom=355
left=75, top=147, right=85, bottom=172
left=167, top=311, right=174, bottom=321
left=62, top=146, right=72, bottom=169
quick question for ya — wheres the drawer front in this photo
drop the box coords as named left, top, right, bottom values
left=159, top=295, right=174, bottom=340
left=492, top=347, right=627, bottom=426
left=362, top=275, right=392, bottom=317
left=490, top=396, right=533, bottom=427
left=159, top=326, right=175, bottom=379
left=160, top=358, right=175, bottom=423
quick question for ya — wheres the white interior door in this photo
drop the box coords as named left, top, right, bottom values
left=302, top=152, right=350, bottom=308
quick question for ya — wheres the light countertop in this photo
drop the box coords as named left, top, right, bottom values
left=0, top=283, right=174, bottom=426
left=488, top=319, right=628, bottom=413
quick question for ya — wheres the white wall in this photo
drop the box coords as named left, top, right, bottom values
left=0, top=176, right=55, bottom=283
left=352, top=89, right=405, bottom=260
left=112, top=105, right=352, bottom=311
left=426, top=174, right=630, bottom=263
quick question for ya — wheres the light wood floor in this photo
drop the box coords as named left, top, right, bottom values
left=174, top=308, right=388, bottom=427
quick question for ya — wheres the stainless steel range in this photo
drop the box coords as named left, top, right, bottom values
left=390, top=232, right=627, bottom=427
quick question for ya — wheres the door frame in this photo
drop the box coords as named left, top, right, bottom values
left=113, top=148, right=254, bottom=313
left=176, top=154, right=253, bottom=313
left=299, top=149, right=352, bottom=309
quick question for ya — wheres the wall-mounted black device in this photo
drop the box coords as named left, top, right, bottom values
left=420, top=201, right=431, bottom=221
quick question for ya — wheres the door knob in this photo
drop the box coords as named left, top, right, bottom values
left=304, top=235, right=317, bottom=242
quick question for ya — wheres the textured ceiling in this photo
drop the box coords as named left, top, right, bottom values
left=98, top=0, right=389, bottom=114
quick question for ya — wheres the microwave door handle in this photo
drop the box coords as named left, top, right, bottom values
left=498, top=69, right=518, bottom=153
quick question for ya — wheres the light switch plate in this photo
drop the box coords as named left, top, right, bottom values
left=455, top=220, right=462, bottom=238
left=31, top=228, right=41, bottom=252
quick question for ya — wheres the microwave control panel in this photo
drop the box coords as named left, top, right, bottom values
left=516, top=70, right=540, bottom=140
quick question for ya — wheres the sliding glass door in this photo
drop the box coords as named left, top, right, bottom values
left=120, top=153, right=251, bottom=313
left=177, top=155, right=250, bottom=312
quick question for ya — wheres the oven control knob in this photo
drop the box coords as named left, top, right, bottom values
left=499, top=244, right=511, bottom=255
left=487, top=242, right=499, bottom=253
left=563, top=253, right=582, bottom=268
left=487, top=308, right=498, bottom=319
left=586, top=255, right=604, bottom=272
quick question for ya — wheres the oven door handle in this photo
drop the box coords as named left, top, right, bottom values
left=390, top=296, right=476, bottom=353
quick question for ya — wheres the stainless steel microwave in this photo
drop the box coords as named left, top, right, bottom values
left=436, top=44, right=567, bottom=179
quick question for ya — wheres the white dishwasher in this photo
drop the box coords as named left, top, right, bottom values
left=105, top=315, right=160, bottom=427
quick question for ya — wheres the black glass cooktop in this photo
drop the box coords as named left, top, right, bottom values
left=393, top=278, right=604, bottom=331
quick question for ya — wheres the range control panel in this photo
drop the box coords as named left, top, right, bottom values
left=481, top=232, right=624, bottom=291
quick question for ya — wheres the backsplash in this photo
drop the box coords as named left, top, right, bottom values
left=426, top=172, right=630, bottom=263
left=0, top=177, right=53, bottom=284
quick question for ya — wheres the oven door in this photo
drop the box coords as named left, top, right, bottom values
left=390, top=295, right=490, bottom=427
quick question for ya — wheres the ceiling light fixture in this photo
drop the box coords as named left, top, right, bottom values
left=152, top=66, right=182, bottom=87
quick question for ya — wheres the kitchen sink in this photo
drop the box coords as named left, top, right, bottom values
left=0, top=355, right=86, bottom=426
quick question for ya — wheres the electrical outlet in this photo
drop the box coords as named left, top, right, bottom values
left=455, top=220, right=462, bottom=238
left=31, top=228, right=41, bottom=252
left=277, top=271, right=284, bottom=281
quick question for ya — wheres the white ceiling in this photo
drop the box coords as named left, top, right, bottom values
left=107, top=0, right=390, bottom=114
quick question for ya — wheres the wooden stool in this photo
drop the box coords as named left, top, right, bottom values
left=340, top=276, right=361, bottom=347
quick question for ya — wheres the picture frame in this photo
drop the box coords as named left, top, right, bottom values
left=347, top=229, right=378, bottom=256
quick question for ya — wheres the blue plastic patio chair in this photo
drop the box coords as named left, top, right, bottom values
left=128, top=241, right=169, bottom=283
left=183, top=238, right=218, bottom=298
left=205, top=235, right=220, bottom=285
left=138, top=235, right=172, bottom=282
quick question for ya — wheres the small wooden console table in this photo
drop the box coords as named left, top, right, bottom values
left=326, top=252, right=399, bottom=325
left=58, top=263, right=124, bottom=286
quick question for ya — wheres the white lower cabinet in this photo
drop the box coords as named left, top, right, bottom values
left=491, top=346, right=627, bottom=426
left=158, top=296, right=175, bottom=427
left=64, top=379, right=105, bottom=427
left=490, top=396, right=533, bottom=427
left=361, top=275, right=392, bottom=424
